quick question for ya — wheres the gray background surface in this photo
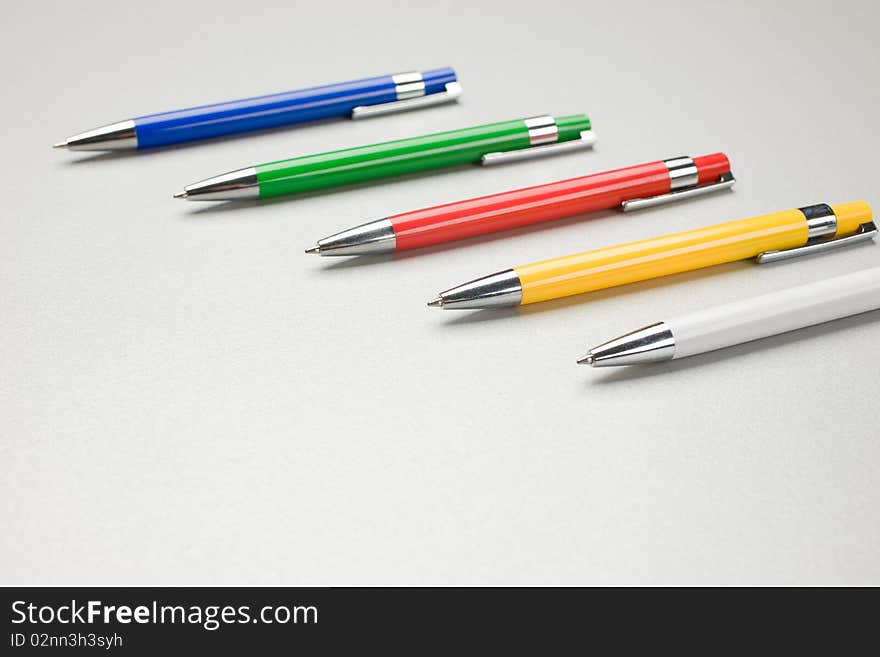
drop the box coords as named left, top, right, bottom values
left=2, top=0, right=878, bottom=585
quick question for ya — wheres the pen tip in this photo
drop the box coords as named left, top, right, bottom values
left=173, top=191, right=188, bottom=199
left=427, top=297, right=443, bottom=308
left=53, top=141, right=67, bottom=149
left=576, top=354, right=594, bottom=366
left=304, top=245, right=321, bottom=255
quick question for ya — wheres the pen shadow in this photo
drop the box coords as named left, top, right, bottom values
left=588, top=308, right=880, bottom=384
left=61, top=150, right=142, bottom=164
left=439, top=260, right=755, bottom=326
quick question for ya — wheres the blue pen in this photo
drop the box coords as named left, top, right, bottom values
left=53, top=67, right=460, bottom=151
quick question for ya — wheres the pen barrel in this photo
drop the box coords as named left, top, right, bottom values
left=516, top=209, right=809, bottom=304
left=131, top=68, right=456, bottom=149
left=669, top=267, right=880, bottom=357
left=390, top=161, right=671, bottom=250
left=254, top=115, right=591, bottom=198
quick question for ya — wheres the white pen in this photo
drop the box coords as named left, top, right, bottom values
left=579, top=267, right=880, bottom=367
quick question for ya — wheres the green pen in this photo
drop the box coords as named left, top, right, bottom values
left=174, top=114, right=594, bottom=201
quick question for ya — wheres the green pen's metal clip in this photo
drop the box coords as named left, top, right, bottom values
left=481, top=115, right=597, bottom=165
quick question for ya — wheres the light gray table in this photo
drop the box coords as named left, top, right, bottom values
left=2, top=0, right=878, bottom=585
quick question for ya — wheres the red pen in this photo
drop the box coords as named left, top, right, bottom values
left=305, top=154, right=734, bottom=256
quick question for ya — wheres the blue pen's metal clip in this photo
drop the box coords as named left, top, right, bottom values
left=351, top=72, right=462, bottom=119
left=480, top=115, right=597, bottom=166
left=757, top=220, right=877, bottom=264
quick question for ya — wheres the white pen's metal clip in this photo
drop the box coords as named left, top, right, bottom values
left=481, top=115, right=597, bottom=166
left=621, top=156, right=735, bottom=211
left=757, top=220, right=877, bottom=264
left=351, top=81, right=462, bottom=119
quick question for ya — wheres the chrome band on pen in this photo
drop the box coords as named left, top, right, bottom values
left=524, top=115, right=559, bottom=146
left=663, top=156, right=700, bottom=190
left=801, top=203, right=837, bottom=239
left=392, top=71, right=426, bottom=100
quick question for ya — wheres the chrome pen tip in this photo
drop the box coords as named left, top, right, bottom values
left=52, top=141, right=68, bottom=149
left=576, top=354, right=594, bottom=366
left=304, top=245, right=321, bottom=255
left=173, top=191, right=188, bottom=199
left=427, top=296, right=444, bottom=308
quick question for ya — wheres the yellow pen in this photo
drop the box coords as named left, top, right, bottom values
left=427, top=201, right=876, bottom=309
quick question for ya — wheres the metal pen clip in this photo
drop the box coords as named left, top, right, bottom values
left=481, top=115, right=597, bottom=166
left=351, top=80, right=463, bottom=119
left=621, top=157, right=735, bottom=212
left=757, top=220, right=878, bottom=264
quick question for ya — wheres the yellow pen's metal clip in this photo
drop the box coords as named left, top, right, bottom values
left=757, top=220, right=877, bottom=263
left=351, top=79, right=463, bottom=119
left=481, top=115, right=597, bottom=166
left=621, top=166, right=736, bottom=212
